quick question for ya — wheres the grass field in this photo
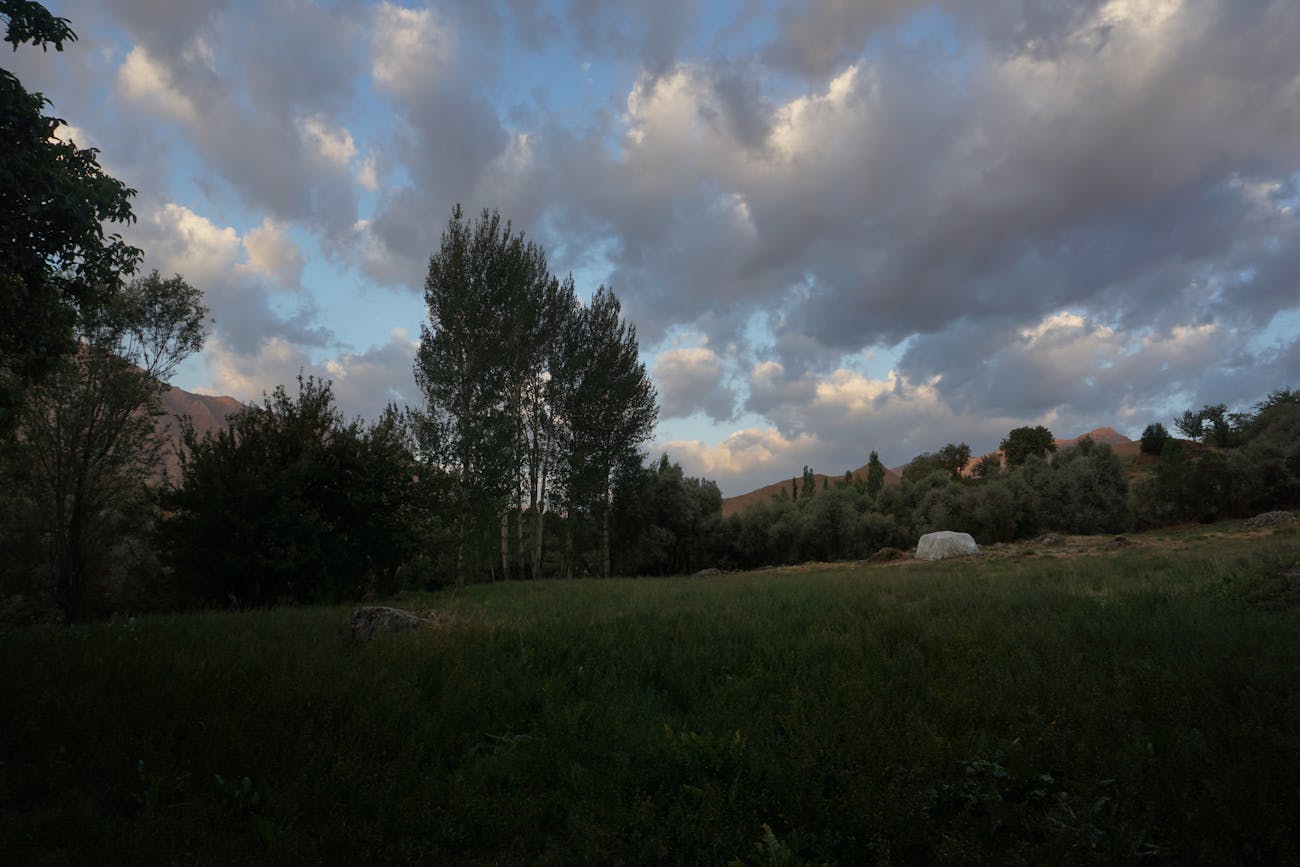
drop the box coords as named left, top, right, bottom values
left=3, top=525, right=1299, bottom=864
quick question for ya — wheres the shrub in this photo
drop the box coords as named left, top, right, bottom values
left=1140, top=422, right=1170, bottom=455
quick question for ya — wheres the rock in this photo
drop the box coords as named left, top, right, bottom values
left=915, top=531, right=979, bottom=561
left=869, top=546, right=906, bottom=562
left=693, top=567, right=722, bottom=576
left=1035, top=533, right=1066, bottom=546
left=1244, top=511, right=1296, bottom=529
left=349, top=606, right=433, bottom=642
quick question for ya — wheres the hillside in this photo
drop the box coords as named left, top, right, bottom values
left=722, top=426, right=1137, bottom=517
left=154, top=386, right=245, bottom=483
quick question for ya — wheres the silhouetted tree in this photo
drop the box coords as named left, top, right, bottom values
left=1, top=1, right=142, bottom=435
left=1000, top=425, right=1057, bottom=467
left=0, top=272, right=204, bottom=621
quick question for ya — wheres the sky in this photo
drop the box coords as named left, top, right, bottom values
left=9, top=0, right=1300, bottom=495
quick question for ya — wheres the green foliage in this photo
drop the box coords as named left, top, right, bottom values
left=1, top=2, right=143, bottom=435
left=972, top=452, right=1002, bottom=478
left=415, top=206, right=547, bottom=584
left=0, top=272, right=205, bottom=621
left=565, top=287, right=659, bottom=577
left=999, top=425, right=1057, bottom=467
left=1140, top=422, right=1170, bottom=455
left=163, top=377, right=429, bottom=606
left=3, top=536, right=1298, bottom=863
left=1174, top=403, right=1238, bottom=448
left=414, top=208, right=657, bottom=582
left=865, top=450, right=886, bottom=497
left=1037, top=438, right=1129, bottom=534
left=902, top=451, right=944, bottom=482
left=612, top=453, right=722, bottom=575
left=935, top=442, right=973, bottom=478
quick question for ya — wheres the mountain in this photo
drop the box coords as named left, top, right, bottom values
left=721, top=427, right=1136, bottom=517
left=154, top=386, right=245, bottom=483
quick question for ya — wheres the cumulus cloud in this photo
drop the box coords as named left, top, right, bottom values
left=241, top=218, right=304, bottom=287
left=371, top=2, right=453, bottom=92
left=661, top=427, right=821, bottom=484
left=15, top=0, right=1300, bottom=496
left=202, top=330, right=418, bottom=423
left=133, top=203, right=328, bottom=354
left=652, top=339, right=736, bottom=422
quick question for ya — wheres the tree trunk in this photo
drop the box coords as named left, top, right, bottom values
left=515, top=474, right=525, bottom=581
left=564, top=513, right=574, bottom=579
left=532, top=440, right=547, bottom=580
left=454, top=516, right=466, bottom=588
left=500, top=510, right=509, bottom=580
left=601, top=484, right=611, bottom=579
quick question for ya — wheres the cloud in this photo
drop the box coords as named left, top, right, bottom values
left=652, top=339, right=736, bottom=421
left=661, top=427, right=821, bottom=484
left=133, top=203, right=328, bottom=354
left=201, top=330, right=418, bottom=423
left=299, top=116, right=358, bottom=166
left=16, top=0, right=1300, bottom=498
left=118, top=45, right=198, bottom=123
left=763, top=0, right=924, bottom=80
left=371, top=2, right=453, bottom=92
left=241, top=218, right=304, bottom=287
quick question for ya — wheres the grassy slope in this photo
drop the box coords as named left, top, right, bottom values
left=2, top=527, right=1299, bottom=865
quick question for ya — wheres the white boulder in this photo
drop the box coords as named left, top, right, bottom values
left=916, top=531, right=979, bottom=561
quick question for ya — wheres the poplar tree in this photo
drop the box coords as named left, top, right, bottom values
left=557, top=288, right=657, bottom=578
left=865, top=450, right=886, bottom=497
left=415, top=207, right=536, bottom=586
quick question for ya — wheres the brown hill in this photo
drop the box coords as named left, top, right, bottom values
left=154, top=386, right=245, bottom=483
left=721, top=462, right=901, bottom=518
left=722, top=427, right=1139, bottom=517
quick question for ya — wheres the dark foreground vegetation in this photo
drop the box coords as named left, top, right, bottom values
left=3, top=526, right=1299, bottom=865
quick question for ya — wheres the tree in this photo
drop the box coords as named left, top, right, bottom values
left=972, top=452, right=1002, bottom=478
left=1, top=2, right=142, bottom=435
left=611, top=453, right=722, bottom=575
left=0, top=271, right=205, bottom=620
left=935, top=442, right=973, bottom=479
left=865, top=450, right=886, bottom=497
left=560, top=287, right=658, bottom=578
left=1174, top=403, right=1236, bottom=448
left=1000, top=425, right=1057, bottom=467
left=164, top=378, right=426, bottom=605
left=414, top=207, right=536, bottom=586
left=902, top=452, right=944, bottom=482
left=1140, top=422, right=1170, bottom=455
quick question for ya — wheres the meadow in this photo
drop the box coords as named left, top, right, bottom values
left=2, top=525, right=1298, bottom=865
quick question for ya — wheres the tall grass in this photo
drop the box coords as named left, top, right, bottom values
left=3, top=534, right=1298, bottom=864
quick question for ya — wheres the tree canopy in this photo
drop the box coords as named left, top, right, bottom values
left=1000, top=425, right=1057, bottom=467
left=1, top=1, right=142, bottom=435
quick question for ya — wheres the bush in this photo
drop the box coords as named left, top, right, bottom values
left=1140, top=422, right=1170, bottom=455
